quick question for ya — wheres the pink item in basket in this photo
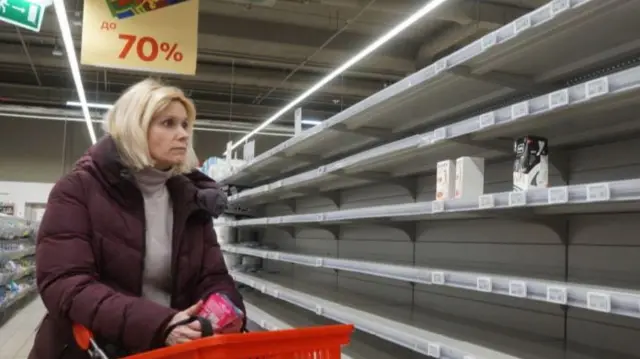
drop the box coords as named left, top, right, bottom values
left=197, top=293, right=243, bottom=330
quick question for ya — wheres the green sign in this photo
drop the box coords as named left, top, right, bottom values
left=0, top=0, right=45, bottom=32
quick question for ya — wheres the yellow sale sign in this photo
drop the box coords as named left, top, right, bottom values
left=81, top=0, right=199, bottom=75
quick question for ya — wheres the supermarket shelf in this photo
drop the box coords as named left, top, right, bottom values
left=0, top=266, right=35, bottom=286
left=226, top=179, right=640, bottom=231
left=242, top=290, right=426, bottom=359
left=0, top=285, right=37, bottom=320
left=221, top=0, right=640, bottom=187
left=229, top=64, right=640, bottom=206
left=231, top=272, right=624, bottom=359
left=0, top=246, right=35, bottom=263
left=227, top=247, right=640, bottom=319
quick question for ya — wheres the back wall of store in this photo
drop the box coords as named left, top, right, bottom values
left=0, top=117, right=283, bottom=217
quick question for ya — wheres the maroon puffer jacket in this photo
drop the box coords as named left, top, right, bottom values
left=28, top=136, right=244, bottom=359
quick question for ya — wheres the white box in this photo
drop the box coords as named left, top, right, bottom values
left=455, top=157, right=485, bottom=200
left=436, top=160, right=456, bottom=200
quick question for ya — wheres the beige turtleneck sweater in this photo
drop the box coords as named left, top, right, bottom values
left=133, top=167, right=174, bottom=307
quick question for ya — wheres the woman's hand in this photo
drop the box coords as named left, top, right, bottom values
left=216, top=318, right=243, bottom=334
left=165, top=301, right=204, bottom=346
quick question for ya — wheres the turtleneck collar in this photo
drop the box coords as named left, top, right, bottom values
left=133, top=167, right=173, bottom=195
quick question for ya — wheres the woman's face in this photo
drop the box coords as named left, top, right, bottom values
left=148, top=100, right=191, bottom=170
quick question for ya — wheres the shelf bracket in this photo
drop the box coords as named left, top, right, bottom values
left=490, top=212, right=570, bottom=243
left=374, top=221, right=419, bottom=241
left=283, top=199, right=297, bottom=213
left=294, top=190, right=342, bottom=208
left=332, top=123, right=393, bottom=140
left=298, top=223, right=341, bottom=239
left=275, top=225, right=296, bottom=238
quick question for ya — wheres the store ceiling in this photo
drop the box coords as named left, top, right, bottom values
left=0, top=0, right=545, bottom=128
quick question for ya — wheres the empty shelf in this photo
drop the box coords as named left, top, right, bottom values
left=229, top=64, right=640, bottom=206
left=222, top=0, right=640, bottom=187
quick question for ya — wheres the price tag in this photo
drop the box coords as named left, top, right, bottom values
left=427, top=343, right=441, bottom=358
left=249, top=280, right=255, bottom=287
left=435, top=59, right=448, bottom=73
left=315, top=258, right=324, bottom=267
left=261, top=285, right=267, bottom=293
left=271, top=180, right=283, bottom=190
left=413, top=342, right=428, bottom=355
left=418, top=133, right=433, bottom=147
left=509, top=191, right=527, bottom=207
left=317, top=166, right=327, bottom=175
left=273, top=290, right=280, bottom=298
left=260, top=320, right=266, bottom=328
left=514, top=15, right=531, bottom=33
left=511, top=101, right=530, bottom=120
left=551, top=0, right=570, bottom=15
left=431, top=271, right=445, bottom=285
left=415, top=270, right=431, bottom=284
left=586, top=183, right=610, bottom=202
left=431, top=200, right=445, bottom=214
left=547, top=286, right=567, bottom=305
left=481, top=33, right=497, bottom=50
left=587, top=292, right=611, bottom=313
left=315, top=305, right=323, bottom=315
left=316, top=213, right=326, bottom=222
left=431, top=127, right=447, bottom=143
left=548, top=187, right=569, bottom=204
left=509, top=280, right=527, bottom=298
left=477, top=277, right=492, bottom=293
left=479, top=194, right=495, bottom=209
left=479, top=112, right=496, bottom=129
left=548, top=89, right=569, bottom=109
left=585, top=78, right=609, bottom=99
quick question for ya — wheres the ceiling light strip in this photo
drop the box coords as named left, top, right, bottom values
left=53, top=0, right=97, bottom=144
left=224, top=0, right=451, bottom=155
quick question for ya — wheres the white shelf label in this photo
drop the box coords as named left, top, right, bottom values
left=431, top=127, right=447, bottom=143
left=514, top=15, right=531, bottom=33
left=479, top=194, right=495, bottom=209
left=587, top=292, right=611, bottom=313
left=585, top=77, right=609, bottom=99
left=316, top=213, right=326, bottom=222
left=548, top=89, right=569, bottom=109
left=547, top=286, right=568, bottom=305
left=481, top=33, right=497, bottom=50
left=477, top=277, right=493, bottom=293
left=317, top=166, right=327, bottom=174
left=509, top=280, right=527, bottom=298
left=261, top=285, right=267, bottom=293
left=271, top=180, right=283, bottom=190
left=551, top=0, right=570, bottom=15
left=273, top=290, right=280, bottom=298
left=511, top=101, right=530, bottom=120
left=249, top=280, right=255, bottom=287
left=586, top=183, right=610, bottom=202
left=427, top=343, right=441, bottom=358
left=418, top=133, right=433, bottom=147
left=509, top=191, right=527, bottom=207
left=315, top=305, right=323, bottom=315
left=431, top=200, right=445, bottom=213
left=315, top=258, right=324, bottom=267
left=432, top=271, right=446, bottom=285
left=415, top=270, right=431, bottom=284
left=435, top=59, right=447, bottom=73
left=548, top=187, right=569, bottom=204
left=479, top=112, right=496, bottom=129
left=260, top=320, right=266, bottom=328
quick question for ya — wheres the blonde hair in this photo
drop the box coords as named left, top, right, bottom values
left=103, top=78, right=199, bottom=174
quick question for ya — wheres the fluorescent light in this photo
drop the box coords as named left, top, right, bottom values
left=224, top=0, right=451, bottom=155
left=67, top=101, right=113, bottom=110
left=301, top=119, right=322, bottom=126
left=53, top=0, right=97, bottom=144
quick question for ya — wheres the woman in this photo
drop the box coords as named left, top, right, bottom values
left=29, top=79, right=245, bottom=359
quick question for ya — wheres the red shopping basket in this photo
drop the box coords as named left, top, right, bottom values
left=73, top=323, right=354, bottom=359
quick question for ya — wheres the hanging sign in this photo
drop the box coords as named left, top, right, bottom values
left=81, top=0, right=199, bottom=75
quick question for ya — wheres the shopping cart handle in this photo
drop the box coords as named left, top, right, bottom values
left=72, top=323, right=93, bottom=351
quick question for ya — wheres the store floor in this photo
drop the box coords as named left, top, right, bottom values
left=0, top=298, right=45, bottom=359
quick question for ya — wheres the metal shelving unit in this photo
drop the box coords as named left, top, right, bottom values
left=228, top=65, right=640, bottom=206
left=221, top=0, right=640, bottom=187
left=214, top=1, right=640, bottom=358
left=227, top=245, right=640, bottom=319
